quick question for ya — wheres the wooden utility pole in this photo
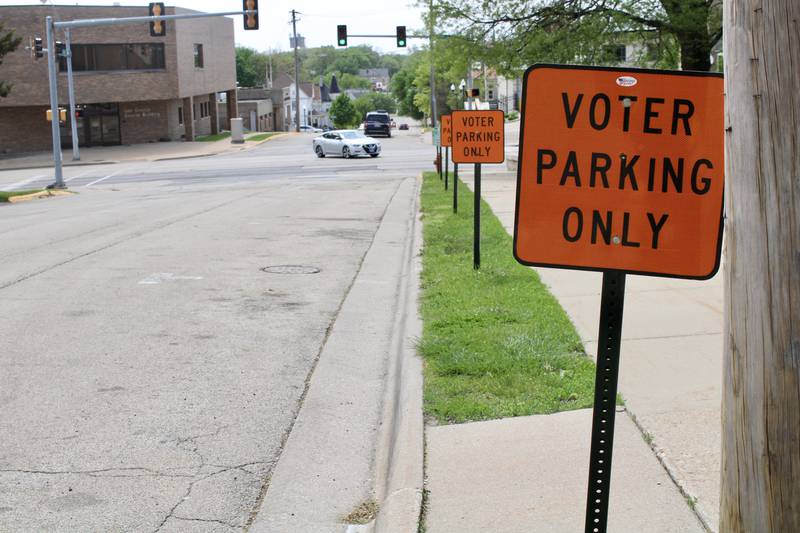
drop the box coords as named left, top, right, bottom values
left=721, top=1, right=800, bottom=531
left=291, top=9, right=301, bottom=133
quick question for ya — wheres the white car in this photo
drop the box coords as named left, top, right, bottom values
left=300, top=125, right=323, bottom=133
left=312, top=130, right=382, bottom=158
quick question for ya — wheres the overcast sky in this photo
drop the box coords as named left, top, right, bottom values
left=3, top=0, right=427, bottom=53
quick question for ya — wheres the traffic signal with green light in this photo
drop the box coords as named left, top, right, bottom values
left=337, top=25, right=347, bottom=47
left=149, top=3, right=166, bottom=36
left=396, top=26, right=406, bottom=47
left=243, top=0, right=259, bottom=30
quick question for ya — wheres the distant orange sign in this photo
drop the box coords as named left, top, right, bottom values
left=513, top=65, right=724, bottom=279
left=452, top=110, right=505, bottom=164
left=441, top=115, right=452, bottom=147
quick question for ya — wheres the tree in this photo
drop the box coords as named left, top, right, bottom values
left=336, top=73, right=371, bottom=90
left=720, top=1, right=800, bottom=530
left=433, top=0, right=721, bottom=71
left=353, top=93, right=397, bottom=121
left=391, top=53, right=425, bottom=120
left=235, top=47, right=267, bottom=87
left=329, top=94, right=359, bottom=129
left=0, top=24, right=22, bottom=98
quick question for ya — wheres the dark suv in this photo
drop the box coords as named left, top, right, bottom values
left=364, top=111, right=392, bottom=138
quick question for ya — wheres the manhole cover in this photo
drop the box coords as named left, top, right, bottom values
left=261, top=265, right=321, bottom=274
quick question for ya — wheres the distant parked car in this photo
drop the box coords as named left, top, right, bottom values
left=398, top=123, right=409, bottom=131
left=312, top=130, right=381, bottom=159
left=299, top=125, right=323, bottom=133
left=363, top=111, right=391, bottom=138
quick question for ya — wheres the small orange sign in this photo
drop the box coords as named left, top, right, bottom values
left=514, top=65, right=724, bottom=279
left=452, top=110, right=505, bottom=164
left=440, top=115, right=452, bottom=147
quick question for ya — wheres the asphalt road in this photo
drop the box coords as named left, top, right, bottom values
left=0, top=132, right=431, bottom=531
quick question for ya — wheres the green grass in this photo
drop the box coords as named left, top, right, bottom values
left=419, top=171, right=596, bottom=423
left=0, top=189, right=45, bottom=202
left=195, top=131, right=231, bottom=142
left=246, top=132, right=279, bottom=142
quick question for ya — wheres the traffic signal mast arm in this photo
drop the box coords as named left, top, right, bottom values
left=50, top=9, right=258, bottom=30
left=343, top=33, right=429, bottom=38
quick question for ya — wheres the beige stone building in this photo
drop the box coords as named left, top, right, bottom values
left=0, top=4, right=237, bottom=155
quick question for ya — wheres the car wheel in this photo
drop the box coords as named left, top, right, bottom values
left=386, top=131, right=391, bottom=138
left=342, top=146, right=351, bottom=159
left=315, top=145, right=325, bottom=158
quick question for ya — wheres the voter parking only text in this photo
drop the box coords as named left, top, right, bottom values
left=452, top=110, right=505, bottom=164
left=514, top=66, right=724, bottom=279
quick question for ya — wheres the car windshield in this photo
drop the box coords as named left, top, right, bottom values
left=366, top=114, right=390, bottom=123
left=340, top=131, right=366, bottom=139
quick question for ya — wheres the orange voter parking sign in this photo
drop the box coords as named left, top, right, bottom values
left=441, top=115, right=452, bottom=147
left=452, top=110, right=505, bottom=164
left=513, top=65, right=724, bottom=279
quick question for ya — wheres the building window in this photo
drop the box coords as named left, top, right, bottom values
left=193, top=44, right=204, bottom=68
left=178, top=106, right=183, bottom=125
left=59, top=43, right=166, bottom=72
left=198, top=101, right=210, bottom=118
left=606, top=44, right=627, bottom=62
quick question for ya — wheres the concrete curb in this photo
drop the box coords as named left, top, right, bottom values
left=0, top=160, right=118, bottom=172
left=4, top=189, right=75, bottom=204
left=371, top=174, right=424, bottom=533
left=248, top=176, right=422, bottom=532
left=0, top=133, right=291, bottom=171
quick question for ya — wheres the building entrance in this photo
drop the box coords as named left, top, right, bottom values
left=61, top=103, right=121, bottom=147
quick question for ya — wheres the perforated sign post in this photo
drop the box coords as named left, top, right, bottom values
left=452, top=109, right=505, bottom=269
left=441, top=114, right=452, bottom=191
left=514, top=65, right=723, bottom=533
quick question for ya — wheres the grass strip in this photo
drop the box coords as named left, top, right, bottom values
left=195, top=131, right=231, bottom=142
left=0, top=189, right=45, bottom=202
left=247, top=133, right=279, bottom=142
left=419, top=171, right=596, bottom=424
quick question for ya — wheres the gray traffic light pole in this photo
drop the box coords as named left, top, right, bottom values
left=65, top=29, right=80, bottom=162
left=43, top=9, right=257, bottom=189
left=44, top=16, right=64, bottom=189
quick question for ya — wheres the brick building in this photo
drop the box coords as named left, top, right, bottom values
left=0, top=5, right=237, bottom=155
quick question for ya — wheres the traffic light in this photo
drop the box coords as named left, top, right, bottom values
left=337, top=25, right=347, bottom=47
left=149, top=3, right=166, bottom=37
left=243, top=0, right=259, bottom=30
left=55, top=41, right=65, bottom=58
left=396, top=26, right=407, bottom=47
left=46, top=108, right=67, bottom=123
left=34, top=37, right=43, bottom=59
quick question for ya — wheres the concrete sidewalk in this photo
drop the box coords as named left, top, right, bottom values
left=0, top=132, right=291, bottom=171
left=424, top=169, right=721, bottom=532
